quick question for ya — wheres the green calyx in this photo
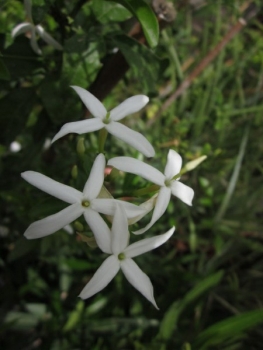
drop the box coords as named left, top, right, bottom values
left=82, top=200, right=90, bottom=208
left=118, top=252, right=126, bottom=261
left=103, top=112, right=111, bottom=124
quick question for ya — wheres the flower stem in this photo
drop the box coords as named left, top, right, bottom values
left=133, top=184, right=160, bottom=196
left=98, top=128, right=108, bottom=153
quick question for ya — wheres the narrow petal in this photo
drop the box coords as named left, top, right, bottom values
left=91, top=199, right=146, bottom=218
left=106, top=122, right=155, bottom=158
left=108, top=156, right=164, bottom=186
left=21, top=171, right=82, bottom=204
left=111, top=204, right=129, bottom=255
left=83, top=153, right=105, bottom=200
left=11, top=23, right=33, bottom=38
left=30, top=30, right=42, bottom=55
left=124, top=226, right=175, bottom=258
left=127, top=194, right=157, bottom=225
left=71, top=86, right=107, bottom=119
left=110, top=95, right=149, bottom=121
left=83, top=210, right=112, bottom=254
left=164, top=149, right=182, bottom=179
left=24, top=203, right=83, bottom=239
left=171, top=181, right=194, bottom=206
left=51, top=118, right=104, bottom=143
left=79, top=255, right=120, bottom=299
left=121, top=259, right=158, bottom=309
left=35, top=25, right=63, bottom=50
left=133, top=186, right=171, bottom=235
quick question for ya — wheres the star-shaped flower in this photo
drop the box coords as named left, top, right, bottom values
left=79, top=204, right=175, bottom=308
left=51, top=86, right=155, bottom=158
left=12, top=0, right=62, bottom=55
left=108, top=149, right=194, bottom=234
left=22, top=154, right=146, bottom=247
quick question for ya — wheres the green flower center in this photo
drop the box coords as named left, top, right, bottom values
left=82, top=200, right=90, bottom=208
left=118, top=252, right=126, bottom=261
left=164, top=179, right=172, bottom=187
left=103, top=112, right=111, bottom=124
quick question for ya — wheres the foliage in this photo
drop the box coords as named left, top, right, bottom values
left=1, top=0, right=263, bottom=349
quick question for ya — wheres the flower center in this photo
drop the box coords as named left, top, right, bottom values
left=82, top=200, right=90, bottom=208
left=118, top=252, right=126, bottom=261
left=164, top=179, right=172, bottom=187
left=103, top=112, right=111, bottom=124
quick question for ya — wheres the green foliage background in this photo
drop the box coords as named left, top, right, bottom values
left=1, top=0, right=263, bottom=349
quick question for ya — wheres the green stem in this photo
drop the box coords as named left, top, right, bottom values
left=133, top=184, right=160, bottom=196
left=98, top=128, right=108, bottom=153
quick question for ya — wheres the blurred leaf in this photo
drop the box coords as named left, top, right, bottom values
left=0, top=58, right=10, bottom=80
left=92, top=0, right=131, bottom=23
left=25, top=303, right=47, bottom=318
left=194, top=309, right=263, bottom=349
left=158, top=271, right=224, bottom=340
left=4, top=311, right=38, bottom=330
left=7, top=237, right=38, bottom=262
left=109, top=0, right=159, bottom=47
left=63, top=300, right=84, bottom=332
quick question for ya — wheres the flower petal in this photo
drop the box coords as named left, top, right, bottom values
left=108, top=156, right=164, bottom=186
left=35, top=25, right=63, bottom=50
left=71, top=86, right=107, bottom=119
left=164, top=149, right=182, bottom=179
left=127, top=194, right=157, bottom=225
left=51, top=118, right=104, bottom=143
left=106, top=122, right=155, bottom=158
left=30, top=30, right=42, bottom=55
left=11, top=23, right=33, bottom=38
left=79, top=255, right=120, bottom=299
left=21, top=171, right=82, bottom=204
left=83, top=210, right=112, bottom=254
left=83, top=153, right=105, bottom=200
left=121, top=258, right=158, bottom=309
left=92, top=199, right=146, bottom=218
left=124, top=226, right=175, bottom=258
left=171, top=181, right=194, bottom=206
left=24, top=203, right=82, bottom=239
left=111, top=204, right=129, bottom=255
left=110, top=95, right=149, bottom=121
left=133, top=186, right=171, bottom=235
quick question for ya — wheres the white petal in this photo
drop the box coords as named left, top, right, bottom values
left=79, top=255, right=120, bottom=299
left=164, top=149, right=182, bottom=179
left=124, top=226, right=175, bottom=258
left=83, top=210, right=112, bottom=254
left=91, top=198, right=146, bottom=218
left=83, top=153, right=105, bottom=200
left=127, top=194, right=157, bottom=225
left=106, top=122, right=155, bottom=158
left=171, top=181, right=194, bottom=206
left=35, top=25, right=63, bottom=50
left=121, top=259, right=158, bottom=309
left=51, top=118, right=104, bottom=143
left=111, top=204, right=129, bottom=255
left=71, top=86, right=107, bottom=119
left=133, top=186, right=171, bottom=235
left=108, top=156, right=164, bottom=186
left=21, top=171, right=82, bottom=204
left=30, top=30, right=42, bottom=55
left=24, top=203, right=83, bottom=239
left=11, top=23, right=33, bottom=38
left=110, top=95, right=149, bottom=121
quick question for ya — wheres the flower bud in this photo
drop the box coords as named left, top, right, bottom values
left=77, top=137, right=85, bottom=155
left=71, top=165, right=78, bottom=179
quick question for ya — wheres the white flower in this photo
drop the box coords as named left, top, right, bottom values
left=51, top=86, right=155, bottom=158
left=12, top=0, right=62, bottom=55
left=79, top=204, right=175, bottom=308
left=108, top=149, right=194, bottom=234
left=22, top=154, right=146, bottom=246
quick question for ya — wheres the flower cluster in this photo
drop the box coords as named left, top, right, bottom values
left=12, top=0, right=62, bottom=55
left=22, top=86, right=204, bottom=308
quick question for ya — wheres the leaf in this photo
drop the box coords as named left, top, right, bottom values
left=63, top=300, right=84, bottom=332
left=0, top=58, right=10, bottom=80
left=158, top=271, right=224, bottom=340
left=108, top=0, right=159, bottom=47
left=92, top=0, right=132, bottom=23
left=194, top=309, right=263, bottom=349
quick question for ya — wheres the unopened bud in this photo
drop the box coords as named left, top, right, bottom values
left=74, top=221, right=84, bottom=232
left=77, top=137, right=85, bottom=155
left=71, top=165, right=78, bottom=179
left=181, top=155, right=207, bottom=174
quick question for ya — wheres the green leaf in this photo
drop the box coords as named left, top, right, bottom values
left=92, top=0, right=132, bottom=23
left=0, top=58, right=10, bottom=80
left=158, top=271, right=224, bottom=340
left=108, top=0, right=159, bottom=47
left=63, top=300, right=84, bottom=332
left=194, top=309, right=263, bottom=349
